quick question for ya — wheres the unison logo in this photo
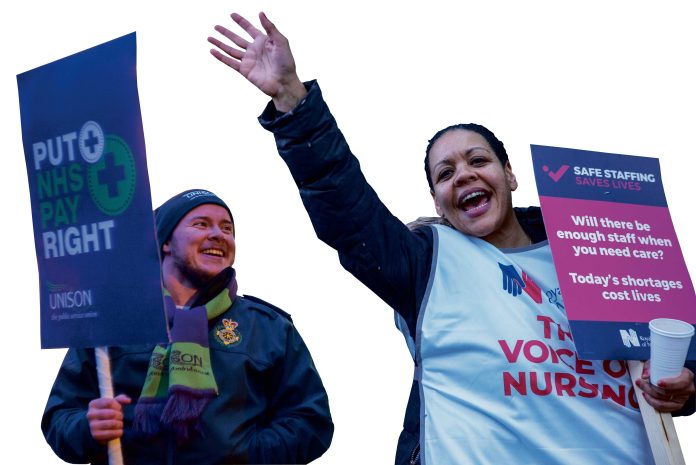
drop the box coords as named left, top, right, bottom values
left=48, top=288, right=94, bottom=310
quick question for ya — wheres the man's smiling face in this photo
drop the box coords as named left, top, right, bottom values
left=162, top=203, right=236, bottom=289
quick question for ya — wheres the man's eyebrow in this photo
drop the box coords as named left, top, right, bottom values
left=188, top=216, right=233, bottom=224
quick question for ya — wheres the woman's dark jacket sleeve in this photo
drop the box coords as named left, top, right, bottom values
left=259, top=80, right=432, bottom=337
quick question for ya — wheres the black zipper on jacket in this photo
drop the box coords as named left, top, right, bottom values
left=409, top=442, right=420, bottom=465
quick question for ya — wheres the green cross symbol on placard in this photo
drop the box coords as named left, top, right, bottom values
left=87, top=135, right=136, bottom=216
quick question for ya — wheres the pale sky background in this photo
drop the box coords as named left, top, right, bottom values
left=3, top=1, right=695, bottom=464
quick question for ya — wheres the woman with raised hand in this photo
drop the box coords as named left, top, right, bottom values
left=208, top=12, right=695, bottom=465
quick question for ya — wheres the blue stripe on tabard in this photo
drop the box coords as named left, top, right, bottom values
left=415, top=224, right=441, bottom=465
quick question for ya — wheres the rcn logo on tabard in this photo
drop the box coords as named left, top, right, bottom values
left=497, top=262, right=543, bottom=304
left=542, top=164, right=570, bottom=182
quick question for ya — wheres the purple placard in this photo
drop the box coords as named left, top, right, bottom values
left=531, top=144, right=696, bottom=360
left=18, top=33, right=167, bottom=348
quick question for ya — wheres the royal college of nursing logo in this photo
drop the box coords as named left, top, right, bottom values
left=619, top=328, right=649, bottom=348
left=215, top=318, right=242, bottom=346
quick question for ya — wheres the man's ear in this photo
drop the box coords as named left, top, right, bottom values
left=162, top=241, right=171, bottom=254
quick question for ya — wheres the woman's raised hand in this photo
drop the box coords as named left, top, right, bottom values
left=208, top=12, right=307, bottom=112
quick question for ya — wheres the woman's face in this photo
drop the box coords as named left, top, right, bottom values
left=428, top=129, right=518, bottom=246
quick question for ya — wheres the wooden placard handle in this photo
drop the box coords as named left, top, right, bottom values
left=627, top=360, right=685, bottom=465
left=95, top=346, right=125, bottom=465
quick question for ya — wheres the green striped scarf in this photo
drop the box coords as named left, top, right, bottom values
left=133, top=268, right=237, bottom=441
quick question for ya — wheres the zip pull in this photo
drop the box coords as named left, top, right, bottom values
left=409, top=443, right=420, bottom=465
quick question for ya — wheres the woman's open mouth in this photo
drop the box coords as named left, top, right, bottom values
left=459, top=190, right=491, bottom=215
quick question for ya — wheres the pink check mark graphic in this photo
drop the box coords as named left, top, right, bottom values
left=543, top=164, right=570, bottom=182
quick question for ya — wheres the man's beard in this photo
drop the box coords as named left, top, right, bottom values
left=172, top=255, right=218, bottom=290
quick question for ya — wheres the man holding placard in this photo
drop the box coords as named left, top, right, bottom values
left=42, top=189, right=333, bottom=464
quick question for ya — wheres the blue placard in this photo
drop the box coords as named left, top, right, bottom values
left=17, top=33, right=167, bottom=349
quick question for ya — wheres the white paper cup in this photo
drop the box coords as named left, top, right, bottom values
left=649, top=318, right=694, bottom=385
